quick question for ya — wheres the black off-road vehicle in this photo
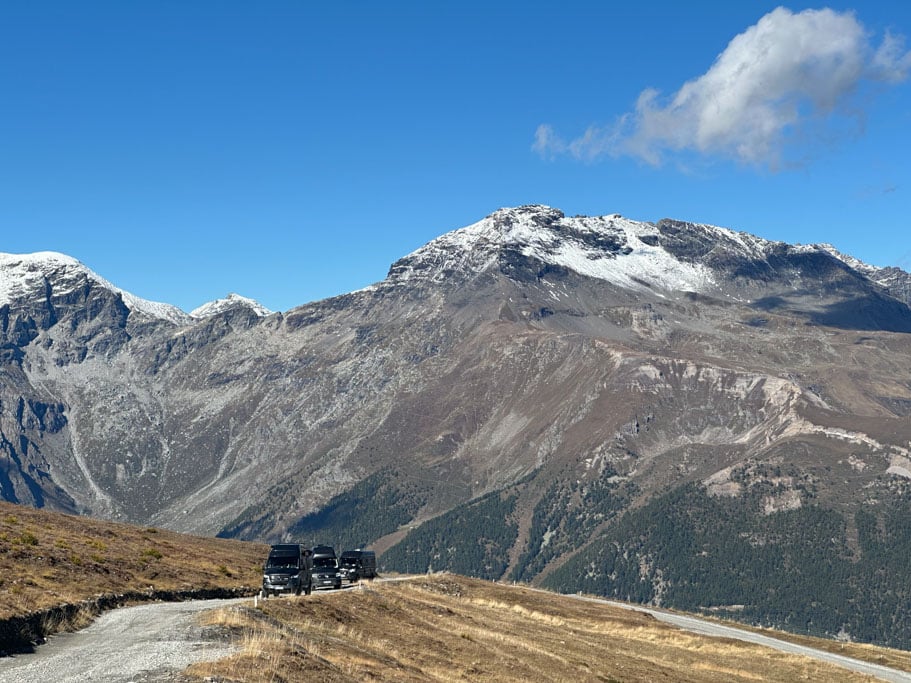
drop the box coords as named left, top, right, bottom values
left=261, top=544, right=313, bottom=596
left=311, top=544, right=342, bottom=590
left=339, top=549, right=377, bottom=582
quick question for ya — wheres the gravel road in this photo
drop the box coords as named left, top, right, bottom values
left=0, top=598, right=245, bottom=683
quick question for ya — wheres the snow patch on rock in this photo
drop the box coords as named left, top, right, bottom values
left=386, top=206, right=716, bottom=294
left=0, top=251, right=190, bottom=324
left=190, top=293, right=273, bottom=318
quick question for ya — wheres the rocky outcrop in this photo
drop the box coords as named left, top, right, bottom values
left=0, top=207, right=908, bottom=560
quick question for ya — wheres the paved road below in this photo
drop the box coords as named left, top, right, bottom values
left=0, top=598, right=244, bottom=683
left=584, top=594, right=911, bottom=683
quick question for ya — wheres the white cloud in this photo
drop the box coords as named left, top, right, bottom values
left=872, top=30, right=911, bottom=82
left=535, top=7, right=911, bottom=169
left=532, top=124, right=566, bottom=160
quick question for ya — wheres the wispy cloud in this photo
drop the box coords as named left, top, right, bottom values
left=535, top=7, right=911, bottom=169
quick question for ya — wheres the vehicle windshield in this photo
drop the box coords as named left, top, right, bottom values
left=266, top=554, right=298, bottom=569
left=340, top=558, right=357, bottom=567
left=314, top=557, right=337, bottom=568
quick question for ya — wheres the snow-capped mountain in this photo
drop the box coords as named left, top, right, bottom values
left=190, top=293, right=273, bottom=319
left=1, top=251, right=273, bottom=328
left=0, top=251, right=190, bottom=325
left=386, top=206, right=716, bottom=294
left=3, top=206, right=911, bottom=647
left=386, top=205, right=911, bottom=307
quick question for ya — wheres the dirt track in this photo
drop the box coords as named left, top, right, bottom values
left=0, top=598, right=243, bottom=682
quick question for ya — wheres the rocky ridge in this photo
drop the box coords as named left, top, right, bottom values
left=1, top=206, right=911, bottom=645
left=1, top=206, right=909, bottom=526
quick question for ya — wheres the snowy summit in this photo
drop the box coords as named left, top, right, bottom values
left=384, top=205, right=896, bottom=299
left=386, top=206, right=720, bottom=294
left=0, top=251, right=190, bottom=324
left=190, top=293, right=273, bottom=319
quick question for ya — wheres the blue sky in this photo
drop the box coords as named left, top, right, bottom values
left=2, top=2, right=910, bottom=313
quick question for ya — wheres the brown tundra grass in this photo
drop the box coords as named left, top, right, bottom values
left=0, top=500, right=266, bottom=621
left=3, top=501, right=910, bottom=680
left=188, top=575, right=909, bottom=683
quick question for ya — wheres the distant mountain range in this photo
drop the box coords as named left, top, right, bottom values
left=3, top=205, right=911, bottom=647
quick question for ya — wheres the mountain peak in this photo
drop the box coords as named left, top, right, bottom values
left=190, top=293, right=273, bottom=319
left=0, top=251, right=189, bottom=324
left=382, top=207, right=911, bottom=307
left=385, top=206, right=717, bottom=295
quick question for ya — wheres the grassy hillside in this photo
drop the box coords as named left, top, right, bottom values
left=188, top=575, right=911, bottom=682
left=0, top=500, right=267, bottom=623
left=5, top=500, right=911, bottom=681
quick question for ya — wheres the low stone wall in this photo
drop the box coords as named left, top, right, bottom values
left=0, top=586, right=256, bottom=655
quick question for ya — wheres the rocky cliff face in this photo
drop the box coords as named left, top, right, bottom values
left=2, top=208, right=911, bottom=565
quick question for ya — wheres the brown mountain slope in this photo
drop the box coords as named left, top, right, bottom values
left=0, top=500, right=265, bottom=649
left=189, top=574, right=911, bottom=682
left=4, top=207, right=911, bottom=647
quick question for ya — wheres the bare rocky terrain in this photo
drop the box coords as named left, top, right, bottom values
left=3, top=206, right=911, bottom=646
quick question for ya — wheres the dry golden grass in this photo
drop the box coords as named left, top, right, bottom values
left=0, top=500, right=267, bottom=620
left=3, top=501, right=908, bottom=680
left=187, top=575, right=889, bottom=683
left=697, top=614, right=911, bottom=674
